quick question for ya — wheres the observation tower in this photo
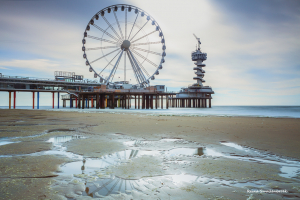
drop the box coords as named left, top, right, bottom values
left=175, top=34, right=214, bottom=108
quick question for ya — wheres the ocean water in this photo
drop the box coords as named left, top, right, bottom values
left=1, top=106, right=299, bottom=118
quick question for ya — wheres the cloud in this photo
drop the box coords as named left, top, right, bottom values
left=0, top=0, right=299, bottom=105
left=0, top=59, right=59, bottom=72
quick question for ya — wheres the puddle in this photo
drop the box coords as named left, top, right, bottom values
left=164, top=148, right=204, bottom=157
left=0, top=135, right=85, bottom=160
left=47, top=135, right=83, bottom=143
left=0, top=138, right=20, bottom=146
left=220, top=142, right=300, bottom=179
left=59, top=150, right=160, bottom=176
left=83, top=177, right=148, bottom=198
left=0, top=129, right=76, bottom=147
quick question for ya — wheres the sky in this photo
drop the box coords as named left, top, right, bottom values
left=0, top=0, right=299, bottom=106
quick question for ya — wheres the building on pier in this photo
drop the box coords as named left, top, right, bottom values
left=175, top=35, right=214, bottom=108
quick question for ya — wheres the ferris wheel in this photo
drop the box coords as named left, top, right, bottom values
left=82, top=4, right=166, bottom=88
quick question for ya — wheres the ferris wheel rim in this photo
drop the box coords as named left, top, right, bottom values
left=82, top=4, right=166, bottom=87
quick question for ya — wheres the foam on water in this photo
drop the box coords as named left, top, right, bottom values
left=1, top=106, right=300, bottom=118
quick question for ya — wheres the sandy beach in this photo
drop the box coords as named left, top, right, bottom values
left=0, top=109, right=299, bottom=199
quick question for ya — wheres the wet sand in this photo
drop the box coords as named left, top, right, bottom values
left=0, top=109, right=299, bottom=199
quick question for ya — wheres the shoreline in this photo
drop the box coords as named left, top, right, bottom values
left=1, top=106, right=300, bottom=119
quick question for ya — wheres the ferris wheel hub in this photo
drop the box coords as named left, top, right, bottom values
left=121, top=40, right=131, bottom=50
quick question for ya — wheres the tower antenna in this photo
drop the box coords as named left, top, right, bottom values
left=193, top=33, right=201, bottom=50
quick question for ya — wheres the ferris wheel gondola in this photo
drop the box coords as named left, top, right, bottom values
left=82, top=4, right=166, bottom=88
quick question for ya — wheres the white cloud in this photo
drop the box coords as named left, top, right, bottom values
left=0, top=59, right=59, bottom=72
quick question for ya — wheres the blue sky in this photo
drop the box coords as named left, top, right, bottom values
left=0, top=0, right=299, bottom=106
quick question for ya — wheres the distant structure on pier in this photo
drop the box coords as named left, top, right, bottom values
left=175, top=34, right=214, bottom=108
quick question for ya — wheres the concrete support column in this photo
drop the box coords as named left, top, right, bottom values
left=63, top=100, right=66, bottom=107
left=111, top=94, right=115, bottom=109
left=52, top=92, right=55, bottom=109
left=145, top=95, right=149, bottom=109
left=13, top=91, right=16, bottom=109
left=32, top=92, right=35, bottom=109
left=37, top=92, right=39, bottom=109
left=77, top=95, right=81, bottom=108
left=124, top=94, right=127, bottom=109
left=57, top=92, right=60, bottom=109
left=166, top=95, right=169, bottom=109
left=128, top=95, right=130, bottom=109
left=87, top=96, right=90, bottom=108
left=9, top=92, right=11, bottom=109
left=209, top=99, right=211, bottom=108
left=135, top=95, right=136, bottom=109
left=150, top=95, right=153, bottom=109
left=155, top=95, right=158, bottom=109
left=96, top=94, right=99, bottom=109
left=138, top=95, right=140, bottom=109
left=70, top=97, right=72, bottom=108
left=82, top=95, right=85, bottom=109
left=161, top=95, right=163, bottom=109
left=142, top=94, right=145, bottom=109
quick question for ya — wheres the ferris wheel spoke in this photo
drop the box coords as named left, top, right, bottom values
left=105, top=49, right=124, bottom=84
left=131, top=46, right=161, bottom=56
left=133, top=55, right=151, bottom=77
left=87, top=35, right=119, bottom=45
left=128, top=13, right=139, bottom=39
left=131, top=49, right=158, bottom=67
left=99, top=50, right=122, bottom=75
left=113, top=11, right=124, bottom=40
left=86, top=46, right=119, bottom=51
left=93, top=24, right=119, bottom=41
left=129, top=21, right=149, bottom=41
left=127, top=51, right=142, bottom=84
left=128, top=49, right=148, bottom=85
left=131, top=30, right=156, bottom=44
left=106, top=178, right=121, bottom=196
left=102, top=16, right=121, bottom=40
left=110, top=56, right=122, bottom=83
left=131, top=41, right=161, bottom=47
left=92, top=179, right=115, bottom=195
left=90, top=48, right=120, bottom=64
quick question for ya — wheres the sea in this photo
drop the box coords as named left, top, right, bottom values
left=1, top=106, right=300, bottom=118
